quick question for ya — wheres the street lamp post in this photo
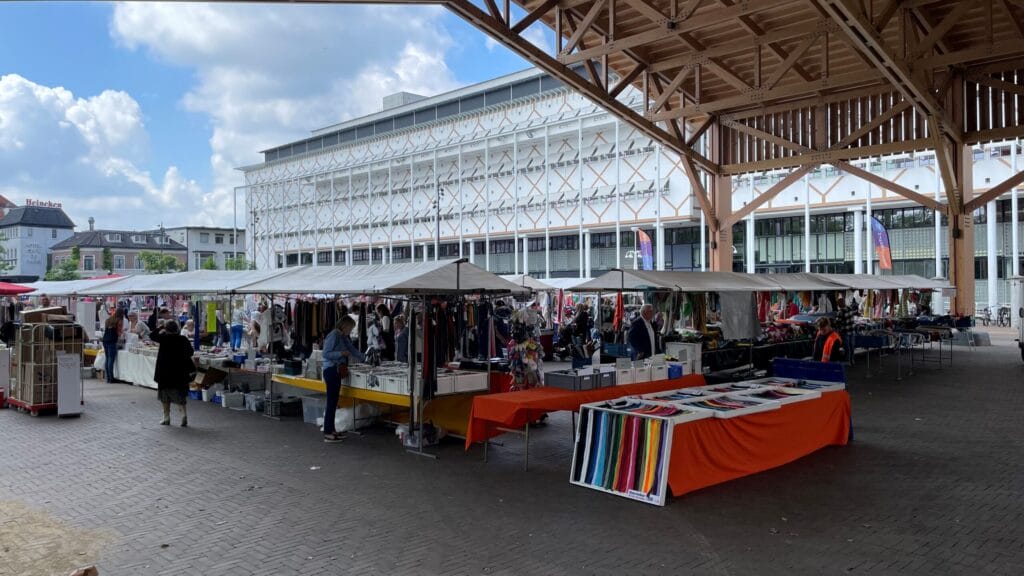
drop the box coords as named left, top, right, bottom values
left=433, top=183, right=444, bottom=262
left=630, top=226, right=640, bottom=270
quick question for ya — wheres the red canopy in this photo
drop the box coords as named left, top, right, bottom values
left=0, top=281, right=34, bottom=295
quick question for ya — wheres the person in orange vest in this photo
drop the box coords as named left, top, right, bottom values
left=812, top=317, right=846, bottom=363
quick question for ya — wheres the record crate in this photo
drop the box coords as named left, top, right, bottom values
left=9, top=322, right=84, bottom=413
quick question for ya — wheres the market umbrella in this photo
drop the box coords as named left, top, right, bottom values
left=0, top=281, right=34, bottom=295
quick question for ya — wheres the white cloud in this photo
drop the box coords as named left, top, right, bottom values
left=0, top=74, right=203, bottom=229
left=484, top=24, right=552, bottom=53
left=110, top=3, right=461, bottom=226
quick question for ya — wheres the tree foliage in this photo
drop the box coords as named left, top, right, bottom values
left=139, top=251, right=183, bottom=274
left=201, top=256, right=218, bottom=270
left=102, top=247, right=113, bottom=273
left=224, top=256, right=255, bottom=270
left=45, top=259, right=80, bottom=281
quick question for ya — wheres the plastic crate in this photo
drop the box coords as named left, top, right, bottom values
left=265, top=396, right=302, bottom=418
left=244, top=392, right=265, bottom=412
left=301, top=394, right=327, bottom=424
left=188, top=390, right=202, bottom=401
left=545, top=370, right=597, bottom=391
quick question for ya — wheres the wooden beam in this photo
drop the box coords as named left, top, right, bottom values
left=651, top=70, right=882, bottom=119
left=930, top=116, right=962, bottom=212
left=511, top=0, right=558, bottom=34
left=484, top=0, right=502, bottom=22
left=719, top=0, right=814, bottom=82
left=726, top=165, right=817, bottom=225
left=650, top=66, right=693, bottom=113
left=762, top=33, right=818, bottom=89
left=644, top=20, right=834, bottom=74
left=873, top=0, right=903, bottom=31
left=563, top=0, right=607, bottom=54
left=720, top=83, right=897, bottom=121
left=820, top=0, right=961, bottom=144
left=912, top=3, right=970, bottom=58
left=969, top=72, right=1024, bottom=98
left=964, top=169, right=1024, bottom=211
left=832, top=99, right=912, bottom=149
left=966, top=125, right=1024, bottom=144
left=835, top=161, right=945, bottom=211
left=563, top=11, right=604, bottom=88
left=720, top=138, right=934, bottom=173
left=608, top=62, right=646, bottom=98
left=686, top=116, right=714, bottom=147
left=445, top=0, right=720, bottom=175
left=723, top=120, right=810, bottom=153
left=681, top=154, right=717, bottom=224
left=915, top=40, right=1024, bottom=69
left=1001, top=0, right=1024, bottom=40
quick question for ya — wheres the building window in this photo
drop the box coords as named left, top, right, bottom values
left=215, top=234, right=224, bottom=244
left=132, top=235, right=145, bottom=243
left=200, top=233, right=210, bottom=243
left=51, top=229, right=57, bottom=239
left=114, top=255, right=125, bottom=269
left=106, top=233, right=121, bottom=242
left=134, top=256, right=142, bottom=270
left=83, top=255, right=94, bottom=271
left=27, top=227, right=32, bottom=237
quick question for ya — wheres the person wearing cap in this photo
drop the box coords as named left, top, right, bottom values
left=151, top=320, right=196, bottom=427
left=812, top=317, right=845, bottom=363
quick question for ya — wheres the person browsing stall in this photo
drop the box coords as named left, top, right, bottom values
left=321, top=316, right=364, bottom=443
left=394, top=315, right=409, bottom=364
left=812, top=317, right=845, bottom=363
left=627, top=303, right=658, bottom=360
left=151, top=320, right=196, bottom=427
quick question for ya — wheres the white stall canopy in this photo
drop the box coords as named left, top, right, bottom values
left=817, top=274, right=913, bottom=290
left=77, top=269, right=294, bottom=296
left=764, top=273, right=848, bottom=291
left=882, top=274, right=952, bottom=290
left=500, top=274, right=553, bottom=291
left=23, top=277, right=125, bottom=297
left=237, top=260, right=528, bottom=296
left=573, top=270, right=780, bottom=292
left=542, top=277, right=594, bottom=291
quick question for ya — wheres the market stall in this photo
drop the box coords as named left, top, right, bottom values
left=238, top=259, right=528, bottom=449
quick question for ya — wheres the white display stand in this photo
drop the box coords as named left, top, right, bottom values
left=75, top=301, right=97, bottom=336
left=665, top=342, right=702, bottom=374
left=56, top=352, right=83, bottom=416
left=94, top=349, right=159, bottom=389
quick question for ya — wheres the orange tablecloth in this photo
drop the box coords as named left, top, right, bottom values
left=667, top=391, right=851, bottom=497
left=464, top=374, right=706, bottom=449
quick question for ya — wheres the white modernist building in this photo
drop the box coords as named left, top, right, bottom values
left=162, top=226, right=246, bottom=270
left=241, top=68, right=1022, bottom=311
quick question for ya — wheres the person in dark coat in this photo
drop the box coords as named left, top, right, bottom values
left=394, top=315, right=409, bottom=364
left=151, top=320, right=196, bottom=427
left=627, top=303, right=658, bottom=360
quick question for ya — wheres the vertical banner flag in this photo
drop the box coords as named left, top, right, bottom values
left=870, top=216, right=893, bottom=270
left=637, top=229, right=654, bottom=270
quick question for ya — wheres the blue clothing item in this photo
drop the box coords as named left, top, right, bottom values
left=322, top=367, right=341, bottom=435
left=395, top=328, right=409, bottom=363
left=102, top=341, right=118, bottom=383
left=322, top=329, right=365, bottom=370
left=230, top=324, right=244, bottom=350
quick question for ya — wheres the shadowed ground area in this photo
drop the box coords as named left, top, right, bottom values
left=1, top=327, right=1022, bottom=575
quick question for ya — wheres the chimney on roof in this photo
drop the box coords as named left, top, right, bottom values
left=382, top=91, right=426, bottom=111
left=88, top=217, right=94, bottom=231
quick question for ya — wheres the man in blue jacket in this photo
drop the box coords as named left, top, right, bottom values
left=627, top=304, right=658, bottom=360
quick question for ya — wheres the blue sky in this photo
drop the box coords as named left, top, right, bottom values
left=0, top=2, right=543, bottom=229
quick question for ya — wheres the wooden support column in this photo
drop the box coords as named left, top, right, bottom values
left=710, top=174, right=734, bottom=271
left=707, top=120, right=733, bottom=271
left=948, top=143, right=975, bottom=316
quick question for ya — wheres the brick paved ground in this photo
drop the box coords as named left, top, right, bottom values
left=2, top=330, right=1023, bottom=576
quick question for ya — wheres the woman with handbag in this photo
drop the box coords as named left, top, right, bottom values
left=321, top=316, right=364, bottom=443
left=151, top=320, right=196, bottom=427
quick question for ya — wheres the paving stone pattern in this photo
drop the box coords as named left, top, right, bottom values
left=1, top=334, right=1023, bottom=575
